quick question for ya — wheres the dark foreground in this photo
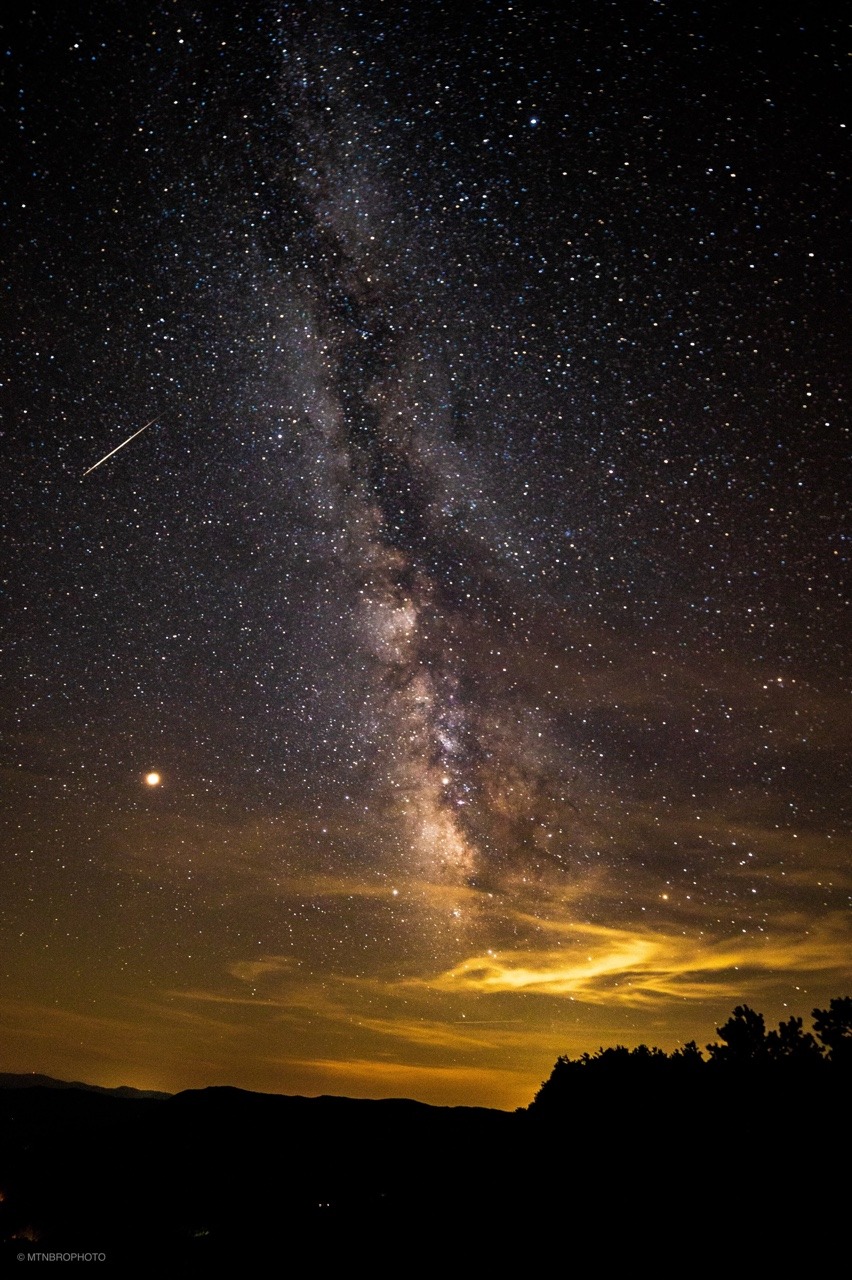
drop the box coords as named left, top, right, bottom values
left=0, top=1073, right=846, bottom=1268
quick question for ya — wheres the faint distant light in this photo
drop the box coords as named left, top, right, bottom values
left=145, top=772, right=161, bottom=787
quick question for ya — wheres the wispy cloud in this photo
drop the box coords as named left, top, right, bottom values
left=415, top=913, right=852, bottom=1005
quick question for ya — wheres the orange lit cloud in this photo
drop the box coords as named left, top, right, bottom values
left=417, top=913, right=852, bottom=1006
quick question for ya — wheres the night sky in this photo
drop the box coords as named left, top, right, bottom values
left=2, top=1, right=848, bottom=1109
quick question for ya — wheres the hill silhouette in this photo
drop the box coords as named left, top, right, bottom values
left=0, top=999, right=848, bottom=1266
left=0, top=1073, right=171, bottom=1100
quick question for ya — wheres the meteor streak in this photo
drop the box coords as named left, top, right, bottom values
left=82, top=418, right=158, bottom=477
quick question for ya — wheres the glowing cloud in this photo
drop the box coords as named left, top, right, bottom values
left=419, top=915, right=852, bottom=1006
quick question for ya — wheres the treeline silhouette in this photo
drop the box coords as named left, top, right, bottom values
left=0, top=998, right=848, bottom=1266
left=530, top=996, right=851, bottom=1110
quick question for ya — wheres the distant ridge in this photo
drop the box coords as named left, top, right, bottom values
left=0, top=1074, right=501, bottom=1111
left=0, top=1071, right=171, bottom=1100
left=0, top=1060, right=842, bottom=1264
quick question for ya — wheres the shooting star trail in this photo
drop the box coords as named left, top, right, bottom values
left=82, top=418, right=158, bottom=477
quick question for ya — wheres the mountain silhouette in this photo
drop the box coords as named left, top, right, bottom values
left=1, top=1000, right=848, bottom=1266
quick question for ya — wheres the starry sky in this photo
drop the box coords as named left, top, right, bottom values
left=2, top=1, right=848, bottom=1109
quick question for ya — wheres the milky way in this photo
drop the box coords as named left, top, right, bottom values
left=2, top=2, right=848, bottom=1107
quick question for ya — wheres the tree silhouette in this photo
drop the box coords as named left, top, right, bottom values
left=671, top=1040, right=704, bottom=1070
left=530, top=997, right=850, bottom=1113
left=812, top=997, right=852, bottom=1065
left=765, top=1016, right=822, bottom=1064
left=706, top=1005, right=767, bottom=1064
